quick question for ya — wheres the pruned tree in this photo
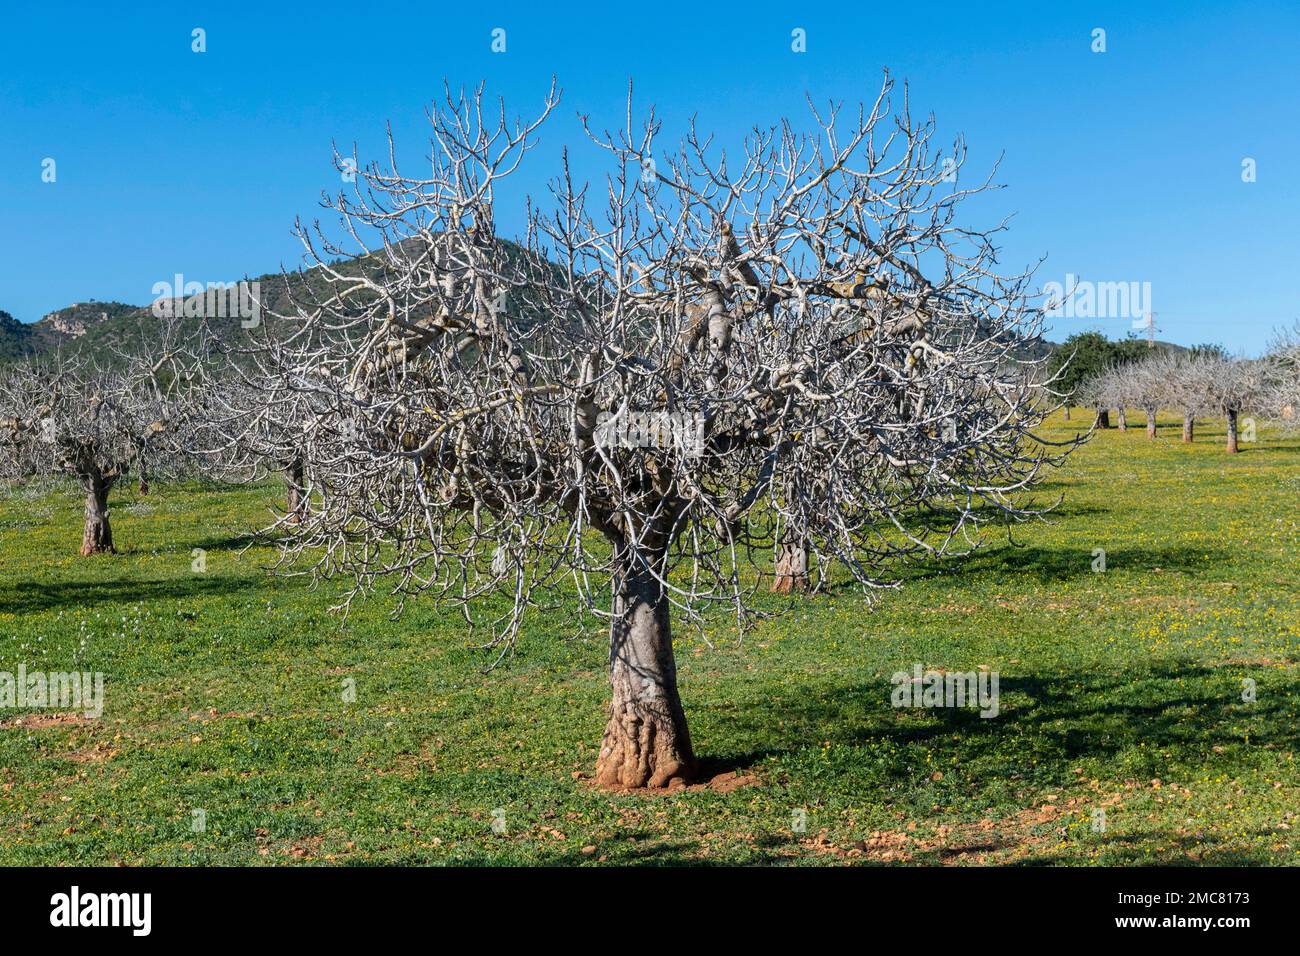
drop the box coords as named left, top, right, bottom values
left=1076, top=368, right=1116, bottom=429
left=1118, top=350, right=1181, bottom=440
left=0, top=328, right=201, bottom=553
left=1195, top=355, right=1266, bottom=454
left=1264, top=323, right=1300, bottom=428
left=1160, top=353, right=1214, bottom=443
left=1105, top=365, right=1134, bottom=431
left=190, top=339, right=326, bottom=527
left=233, top=77, right=1079, bottom=788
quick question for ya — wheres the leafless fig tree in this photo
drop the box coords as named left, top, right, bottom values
left=238, top=77, right=1078, bottom=788
left=1101, top=366, right=1134, bottom=431
left=0, top=325, right=202, bottom=554
left=1110, top=350, right=1184, bottom=440
left=1128, top=354, right=1170, bottom=439
left=1076, top=370, right=1115, bottom=430
left=1161, top=354, right=1214, bottom=442
left=190, top=340, right=328, bottom=527
left=1195, top=355, right=1266, bottom=453
left=1265, top=323, right=1300, bottom=428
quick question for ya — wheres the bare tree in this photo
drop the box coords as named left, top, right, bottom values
left=1117, top=350, right=1183, bottom=440
left=1157, top=353, right=1213, bottom=443
left=1112, top=369, right=1133, bottom=432
left=1078, top=368, right=1118, bottom=429
left=1265, top=323, right=1300, bottom=428
left=190, top=343, right=326, bottom=527
left=1195, top=355, right=1266, bottom=453
left=233, top=78, right=1079, bottom=788
left=0, top=331, right=200, bottom=553
left=1132, top=357, right=1163, bottom=439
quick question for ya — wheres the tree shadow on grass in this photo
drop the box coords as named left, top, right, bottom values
left=810, top=541, right=1230, bottom=599
left=318, top=661, right=1297, bottom=868
left=0, top=574, right=265, bottom=616
left=185, top=531, right=260, bottom=553
left=1237, top=441, right=1300, bottom=455
left=901, top=543, right=1230, bottom=587
left=709, top=664, right=1296, bottom=772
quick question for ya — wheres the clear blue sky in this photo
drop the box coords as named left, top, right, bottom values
left=2, top=0, right=1296, bottom=352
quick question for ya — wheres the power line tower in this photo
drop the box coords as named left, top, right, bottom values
left=1137, top=310, right=1159, bottom=348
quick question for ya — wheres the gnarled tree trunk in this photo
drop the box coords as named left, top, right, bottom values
left=1182, top=413, right=1194, bottom=443
left=771, top=533, right=810, bottom=594
left=1062, top=405, right=1071, bottom=421
left=137, top=462, right=150, bottom=495
left=1117, top=408, right=1127, bottom=431
left=595, top=548, right=695, bottom=789
left=285, top=454, right=306, bottom=524
left=1095, top=409, right=1110, bottom=429
left=1145, top=408, right=1157, bottom=439
left=1226, top=409, right=1239, bottom=454
left=80, top=471, right=115, bottom=555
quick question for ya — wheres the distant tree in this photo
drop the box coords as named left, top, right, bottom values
left=1048, top=331, right=1111, bottom=419
left=1188, top=343, right=1228, bottom=361
left=1111, top=334, right=1150, bottom=366
left=1193, top=356, right=1266, bottom=453
left=1161, top=354, right=1213, bottom=442
left=1049, top=331, right=1152, bottom=421
left=1125, top=356, right=1172, bottom=439
left=191, top=339, right=323, bottom=527
left=1265, top=323, right=1299, bottom=427
left=0, top=324, right=201, bottom=553
left=1073, top=369, right=1112, bottom=429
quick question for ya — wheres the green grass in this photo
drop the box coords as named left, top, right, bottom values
left=1, top=411, right=1297, bottom=865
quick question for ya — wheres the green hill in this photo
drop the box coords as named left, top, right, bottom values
left=0, top=310, right=34, bottom=362
left=2, top=248, right=1098, bottom=368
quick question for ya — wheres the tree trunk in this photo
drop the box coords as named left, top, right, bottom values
left=1062, top=405, right=1071, bottom=421
left=1117, top=408, right=1127, bottom=431
left=1095, top=409, right=1110, bottom=429
left=771, top=533, right=810, bottom=594
left=1182, top=413, right=1194, bottom=443
left=1146, top=409, right=1157, bottom=439
left=1226, top=409, right=1239, bottom=454
left=80, top=472, right=115, bottom=556
left=137, top=462, right=150, bottom=496
left=594, top=550, right=695, bottom=789
left=285, top=455, right=306, bottom=524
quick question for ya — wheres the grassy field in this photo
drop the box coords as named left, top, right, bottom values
left=1, top=411, right=1297, bottom=866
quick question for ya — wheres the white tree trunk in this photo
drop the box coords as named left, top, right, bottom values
left=80, top=471, right=115, bottom=555
left=595, top=550, right=695, bottom=789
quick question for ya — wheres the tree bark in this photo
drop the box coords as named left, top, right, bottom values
left=1226, top=409, right=1239, bottom=454
left=1062, top=405, right=1071, bottom=421
left=594, top=549, right=695, bottom=789
left=137, top=462, right=150, bottom=496
left=1095, top=409, right=1110, bottom=429
left=80, top=471, right=115, bottom=556
left=1146, top=409, right=1157, bottom=439
left=1117, top=408, right=1127, bottom=431
left=1182, top=413, right=1194, bottom=443
left=285, top=455, right=306, bottom=524
left=771, top=533, right=810, bottom=593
